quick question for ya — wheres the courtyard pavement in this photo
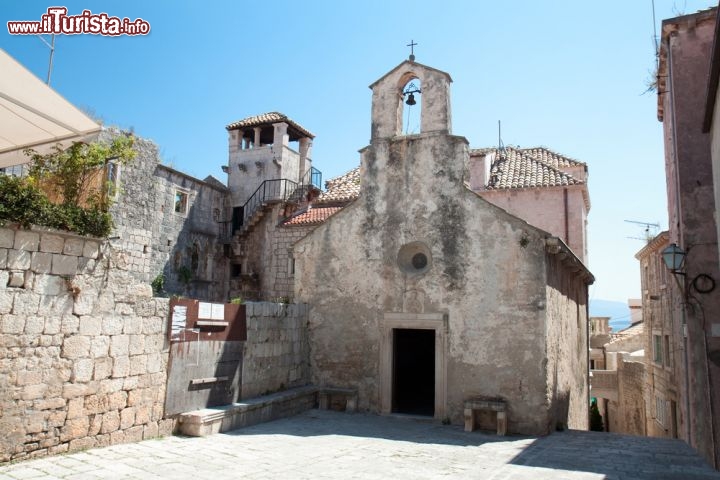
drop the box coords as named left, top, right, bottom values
left=1, top=409, right=719, bottom=480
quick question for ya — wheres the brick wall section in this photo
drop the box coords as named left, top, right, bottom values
left=240, top=302, right=310, bottom=399
left=0, top=226, right=173, bottom=463
left=608, top=358, right=646, bottom=436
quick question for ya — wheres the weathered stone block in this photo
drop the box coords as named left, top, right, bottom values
left=123, top=317, right=142, bottom=335
left=0, top=248, right=7, bottom=269
left=109, top=429, right=125, bottom=445
left=90, top=335, right=110, bottom=357
left=66, top=397, right=83, bottom=419
left=50, top=256, right=80, bottom=281
left=72, top=287, right=96, bottom=316
left=101, top=410, right=120, bottom=434
left=15, top=230, right=39, bottom=251
left=129, top=355, right=147, bottom=376
left=61, top=314, right=79, bottom=334
left=146, top=353, right=163, bottom=374
left=53, top=294, right=74, bottom=316
left=110, top=335, right=129, bottom=357
left=83, top=240, right=100, bottom=259
left=62, top=384, right=88, bottom=399
left=8, top=249, right=31, bottom=270
left=112, top=355, right=130, bottom=377
left=0, top=289, right=11, bottom=316
left=135, top=298, right=156, bottom=317
left=158, top=418, right=174, bottom=436
left=0, top=228, right=14, bottom=248
left=134, top=405, right=150, bottom=424
left=33, top=274, right=65, bottom=295
left=93, top=291, right=115, bottom=314
left=61, top=335, right=90, bottom=359
left=72, top=358, right=95, bottom=382
left=12, top=292, right=40, bottom=314
left=17, top=369, right=43, bottom=386
left=102, top=315, right=124, bottom=335
left=99, top=378, right=124, bottom=394
left=120, top=407, right=135, bottom=430
left=93, top=357, right=113, bottom=380
left=143, top=422, right=159, bottom=439
left=1, top=315, right=24, bottom=334
left=108, top=391, right=128, bottom=410
left=78, top=316, right=102, bottom=336
left=68, top=437, right=96, bottom=452
left=47, top=410, right=67, bottom=428
left=30, top=252, right=53, bottom=274
left=123, top=376, right=139, bottom=391
left=25, top=411, right=48, bottom=433
left=40, top=233, right=64, bottom=254
left=142, top=317, right=164, bottom=335
left=124, top=425, right=143, bottom=443
left=34, top=397, right=66, bottom=410
left=129, top=335, right=144, bottom=355
left=24, top=316, right=44, bottom=334
left=63, top=238, right=84, bottom=256
left=22, top=383, right=48, bottom=400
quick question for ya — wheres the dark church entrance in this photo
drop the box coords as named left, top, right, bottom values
left=392, top=328, right=435, bottom=416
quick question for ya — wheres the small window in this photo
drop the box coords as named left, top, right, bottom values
left=174, top=190, right=189, bottom=214
left=106, top=160, right=121, bottom=198
left=590, top=359, right=595, bottom=370
left=664, top=335, right=672, bottom=368
left=656, top=396, right=668, bottom=428
left=653, top=334, right=663, bottom=365
left=289, top=257, right=295, bottom=276
left=231, top=264, right=242, bottom=278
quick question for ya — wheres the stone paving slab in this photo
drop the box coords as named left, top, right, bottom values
left=1, top=409, right=718, bottom=479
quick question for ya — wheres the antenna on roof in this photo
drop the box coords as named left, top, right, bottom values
left=37, top=33, right=55, bottom=85
left=498, top=120, right=505, bottom=152
left=624, top=219, right=660, bottom=243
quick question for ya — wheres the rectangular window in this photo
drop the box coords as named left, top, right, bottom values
left=590, top=359, right=595, bottom=370
left=106, top=160, right=121, bottom=198
left=289, top=257, right=295, bottom=276
left=653, top=334, right=663, bottom=364
left=231, top=263, right=242, bottom=278
left=656, top=396, right=668, bottom=428
left=174, top=190, right=188, bottom=214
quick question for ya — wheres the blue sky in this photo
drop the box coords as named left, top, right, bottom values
left=1, top=1, right=715, bottom=305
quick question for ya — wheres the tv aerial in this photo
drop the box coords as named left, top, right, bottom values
left=624, top=220, right=661, bottom=242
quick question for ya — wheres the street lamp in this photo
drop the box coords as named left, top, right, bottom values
left=661, top=243, right=687, bottom=274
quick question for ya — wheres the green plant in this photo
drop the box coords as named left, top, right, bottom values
left=151, top=274, right=165, bottom=296
left=230, top=297, right=244, bottom=305
left=176, top=266, right=193, bottom=286
left=25, top=135, right=136, bottom=210
left=589, top=399, right=604, bottom=432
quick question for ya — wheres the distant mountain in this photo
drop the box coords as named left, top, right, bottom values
left=589, top=299, right=632, bottom=332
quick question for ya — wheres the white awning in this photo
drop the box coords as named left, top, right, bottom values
left=0, top=48, right=101, bottom=168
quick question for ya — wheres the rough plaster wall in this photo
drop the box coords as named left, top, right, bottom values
left=295, top=133, right=556, bottom=434
left=228, top=146, right=275, bottom=206
left=240, top=302, right=310, bottom=399
left=664, top=15, right=720, bottom=465
left=544, top=254, right=589, bottom=431
left=0, top=226, right=173, bottom=463
left=479, top=187, right=587, bottom=264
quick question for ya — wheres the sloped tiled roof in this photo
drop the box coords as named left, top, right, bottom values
left=485, top=147, right=584, bottom=190
left=316, top=167, right=360, bottom=204
left=284, top=206, right=343, bottom=226
left=225, top=112, right=314, bottom=139
left=519, top=147, right=586, bottom=169
left=609, top=322, right=644, bottom=343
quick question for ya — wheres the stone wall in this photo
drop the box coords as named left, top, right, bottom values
left=240, top=302, right=310, bottom=399
left=268, top=225, right=314, bottom=300
left=106, top=130, right=229, bottom=302
left=0, top=225, right=172, bottom=463
left=608, top=358, right=646, bottom=436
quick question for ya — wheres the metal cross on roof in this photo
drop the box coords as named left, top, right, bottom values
left=407, top=40, right=417, bottom=61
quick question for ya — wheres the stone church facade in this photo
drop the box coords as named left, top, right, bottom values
left=289, top=60, right=593, bottom=434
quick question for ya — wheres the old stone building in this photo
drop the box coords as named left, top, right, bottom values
left=657, top=7, right=720, bottom=468
left=291, top=59, right=594, bottom=434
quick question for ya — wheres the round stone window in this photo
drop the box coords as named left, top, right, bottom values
left=397, top=241, right=432, bottom=275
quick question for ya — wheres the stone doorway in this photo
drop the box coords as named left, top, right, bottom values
left=392, top=328, right=435, bottom=416
left=380, top=313, right=447, bottom=420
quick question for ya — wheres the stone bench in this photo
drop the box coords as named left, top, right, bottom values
left=464, top=398, right=507, bottom=435
left=317, top=387, right=358, bottom=413
left=177, top=385, right=318, bottom=436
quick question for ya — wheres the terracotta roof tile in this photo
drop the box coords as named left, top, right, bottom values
left=485, top=147, right=583, bottom=190
left=284, top=206, right=343, bottom=226
left=519, top=147, right=586, bottom=168
left=225, top=112, right=314, bottom=138
left=316, top=167, right=360, bottom=204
